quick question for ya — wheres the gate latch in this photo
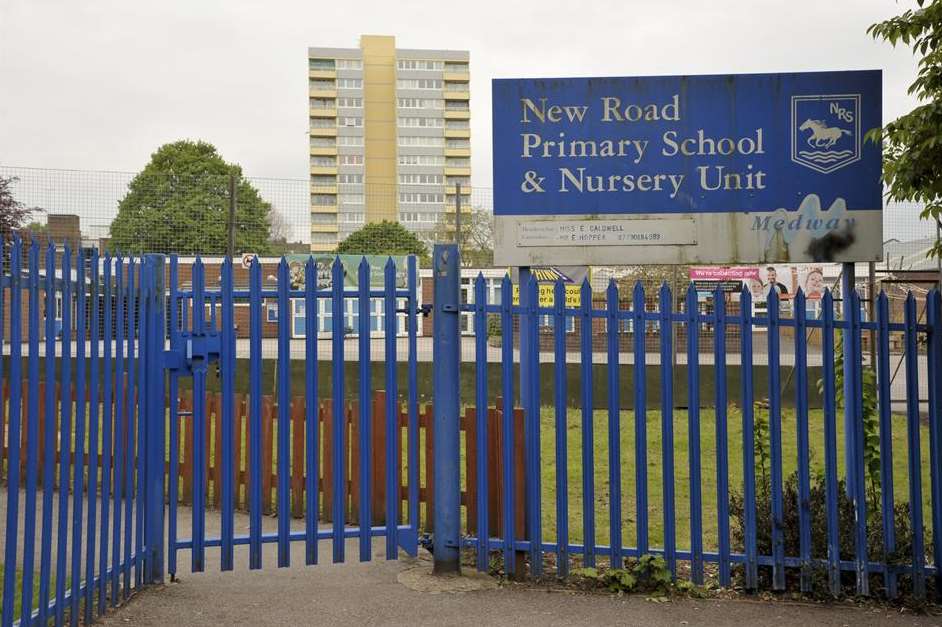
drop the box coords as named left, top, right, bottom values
left=164, top=332, right=221, bottom=375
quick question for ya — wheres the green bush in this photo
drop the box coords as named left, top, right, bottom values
left=486, top=314, right=502, bottom=338
left=729, top=470, right=924, bottom=597
left=572, top=554, right=674, bottom=594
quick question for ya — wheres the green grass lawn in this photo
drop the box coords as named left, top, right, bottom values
left=487, top=406, right=933, bottom=553
left=18, top=395, right=933, bottom=559
left=178, top=399, right=932, bottom=557
left=0, top=568, right=63, bottom=624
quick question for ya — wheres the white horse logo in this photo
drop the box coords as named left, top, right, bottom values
left=791, top=94, right=861, bottom=174
left=799, top=119, right=851, bottom=149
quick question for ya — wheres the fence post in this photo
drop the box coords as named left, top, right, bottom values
left=144, top=254, right=166, bottom=584
left=432, top=244, right=461, bottom=575
left=841, top=262, right=857, bottom=498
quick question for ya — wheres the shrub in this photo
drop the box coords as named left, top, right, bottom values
left=572, top=555, right=674, bottom=594
left=729, top=470, right=924, bottom=597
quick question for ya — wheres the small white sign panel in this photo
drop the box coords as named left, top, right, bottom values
left=517, top=219, right=697, bottom=247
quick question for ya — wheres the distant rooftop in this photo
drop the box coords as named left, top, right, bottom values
left=882, top=237, right=940, bottom=272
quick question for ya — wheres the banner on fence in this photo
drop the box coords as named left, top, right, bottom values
left=492, top=70, right=882, bottom=267
left=511, top=266, right=587, bottom=307
left=690, top=266, right=759, bottom=293
left=281, top=254, right=412, bottom=290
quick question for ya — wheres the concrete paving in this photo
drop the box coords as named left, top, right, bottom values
left=1, top=492, right=938, bottom=626
left=100, top=550, right=935, bottom=627
left=105, top=506, right=934, bottom=627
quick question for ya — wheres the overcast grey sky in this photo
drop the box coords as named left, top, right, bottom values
left=0, top=0, right=924, bottom=190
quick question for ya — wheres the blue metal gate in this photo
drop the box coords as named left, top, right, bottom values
left=0, top=243, right=421, bottom=626
left=163, top=254, right=421, bottom=574
left=0, top=240, right=166, bottom=627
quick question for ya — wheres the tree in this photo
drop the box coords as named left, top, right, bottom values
left=108, top=140, right=273, bottom=255
left=269, top=207, right=291, bottom=243
left=0, top=175, right=39, bottom=240
left=429, top=207, right=495, bottom=266
left=868, top=1, right=942, bottom=257
left=24, top=221, right=48, bottom=234
left=337, top=220, right=430, bottom=263
left=615, top=265, right=691, bottom=293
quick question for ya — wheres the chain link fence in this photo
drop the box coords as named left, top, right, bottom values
left=0, top=165, right=938, bottom=403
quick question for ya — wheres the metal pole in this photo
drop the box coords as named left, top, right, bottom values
left=144, top=254, right=166, bottom=583
left=841, top=262, right=857, bottom=498
left=432, top=244, right=461, bottom=575
left=227, top=174, right=237, bottom=259
left=454, top=182, right=462, bottom=252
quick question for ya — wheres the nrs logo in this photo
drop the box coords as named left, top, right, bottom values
left=790, top=94, right=861, bottom=174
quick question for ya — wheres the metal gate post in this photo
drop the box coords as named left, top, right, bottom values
left=432, top=244, right=461, bottom=574
left=144, top=254, right=166, bottom=584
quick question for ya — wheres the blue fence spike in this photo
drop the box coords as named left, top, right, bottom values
left=357, top=256, right=372, bottom=563
left=848, top=289, right=869, bottom=596
left=525, top=273, right=542, bottom=576
left=384, top=257, right=399, bottom=562
left=553, top=278, right=568, bottom=576
left=739, top=284, right=757, bottom=589
left=304, top=257, right=320, bottom=566
left=55, top=246, right=74, bottom=624
left=137, top=259, right=150, bottom=588
left=248, top=256, right=263, bottom=570
left=137, top=258, right=150, bottom=587
left=85, top=251, right=100, bottom=617
left=331, top=256, right=346, bottom=564
left=473, top=272, right=490, bottom=571
left=276, top=258, right=292, bottom=568
left=713, top=286, right=730, bottom=587
left=405, top=255, right=419, bottom=556
left=110, top=258, right=127, bottom=604
left=500, top=274, right=516, bottom=574
left=220, top=257, right=235, bottom=571
left=632, top=281, right=648, bottom=558
left=98, top=254, right=113, bottom=614
left=765, top=286, right=785, bottom=591
left=925, top=288, right=942, bottom=599
left=21, top=242, right=40, bottom=622
left=579, top=276, right=595, bottom=568
left=168, top=255, right=181, bottom=579
left=2, top=238, right=23, bottom=627
left=685, top=283, right=703, bottom=584
left=122, top=258, right=136, bottom=597
left=606, top=279, right=623, bottom=569
left=38, top=243, right=58, bottom=625
left=821, top=289, right=841, bottom=595
left=904, top=291, right=926, bottom=598
left=658, top=282, right=675, bottom=577
left=876, top=290, right=898, bottom=598
left=793, top=288, right=812, bottom=594
left=190, top=257, right=206, bottom=573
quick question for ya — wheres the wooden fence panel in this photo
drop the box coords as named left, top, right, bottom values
left=260, top=396, right=273, bottom=515
left=0, top=384, right=525, bottom=539
left=291, top=398, right=304, bottom=519
left=321, top=398, right=333, bottom=521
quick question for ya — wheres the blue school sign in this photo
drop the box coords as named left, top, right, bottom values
left=491, top=70, right=882, bottom=266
